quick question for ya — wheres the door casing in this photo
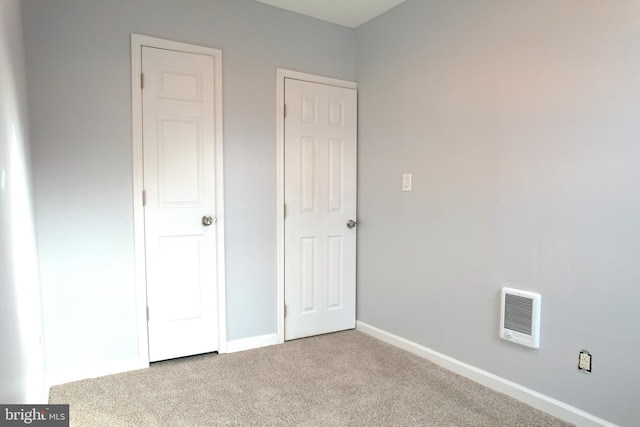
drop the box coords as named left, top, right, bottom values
left=131, top=34, right=227, bottom=366
left=276, top=69, right=357, bottom=344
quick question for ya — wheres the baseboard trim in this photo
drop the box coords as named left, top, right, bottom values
left=41, top=383, right=50, bottom=405
left=47, top=357, right=147, bottom=388
left=226, top=333, right=278, bottom=353
left=356, top=321, right=615, bottom=427
left=29, top=374, right=49, bottom=404
left=46, top=333, right=280, bottom=386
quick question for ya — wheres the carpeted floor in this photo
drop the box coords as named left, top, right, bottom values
left=49, top=330, right=573, bottom=426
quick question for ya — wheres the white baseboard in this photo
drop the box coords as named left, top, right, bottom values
left=356, top=321, right=616, bottom=427
left=226, top=333, right=278, bottom=353
left=41, top=384, right=50, bottom=404
left=46, top=333, right=279, bottom=387
left=47, top=357, right=147, bottom=388
left=28, top=375, right=49, bottom=404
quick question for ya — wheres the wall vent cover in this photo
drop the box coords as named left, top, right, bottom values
left=500, top=287, right=541, bottom=349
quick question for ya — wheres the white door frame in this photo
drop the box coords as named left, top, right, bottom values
left=131, top=34, right=227, bottom=365
left=276, top=69, right=357, bottom=344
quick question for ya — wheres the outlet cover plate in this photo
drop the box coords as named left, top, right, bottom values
left=578, top=350, right=592, bottom=373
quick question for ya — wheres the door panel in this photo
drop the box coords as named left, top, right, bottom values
left=142, top=46, right=218, bottom=362
left=157, top=117, right=203, bottom=205
left=285, top=78, right=357, bottom=340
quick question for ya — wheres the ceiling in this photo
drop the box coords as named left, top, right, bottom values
left=255, top=0, right=406, bottom=28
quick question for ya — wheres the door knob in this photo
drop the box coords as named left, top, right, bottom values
left=346, top=219, right=357, bottom=229
left=202, top=215, right=214, bottom=226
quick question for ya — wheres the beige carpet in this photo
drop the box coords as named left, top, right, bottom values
left=50, top=330, right=573, bottom=426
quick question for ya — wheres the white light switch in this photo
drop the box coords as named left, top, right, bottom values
left=402, top=173, right=412, bottom=192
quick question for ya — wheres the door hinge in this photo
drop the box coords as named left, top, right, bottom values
left=284, top=104, right=287, bottom=118
left=283, top=204, right=287, bottom=218
left=141, top=73, right=144, bottom=90
left=284, top=305, right=287, bottom=318
left=142, top=190, right=147, bottom=206
left=146, top=306, right=149, bottom=321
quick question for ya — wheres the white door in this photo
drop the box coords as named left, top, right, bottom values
left=284, top=78, right=357, bottom=340
left=142, top=46, right=219, bottom=362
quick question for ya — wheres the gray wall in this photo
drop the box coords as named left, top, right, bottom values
left=21, top=0, right=356, bottom=376
left=0, top=0, right=45, bottom=403
left=356, top=0, right=640, bottom=425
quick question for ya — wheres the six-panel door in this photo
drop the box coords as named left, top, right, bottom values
left=284, top=78, right=357, bottom=340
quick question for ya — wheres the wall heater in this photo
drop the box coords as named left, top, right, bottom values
left=500, top=287, right=541, bottom=349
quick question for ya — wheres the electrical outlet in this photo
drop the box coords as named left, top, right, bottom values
left=578, top=350, right=592, bottom=373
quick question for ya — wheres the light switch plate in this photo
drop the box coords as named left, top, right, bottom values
left=402, top=173, right=412, bottom=192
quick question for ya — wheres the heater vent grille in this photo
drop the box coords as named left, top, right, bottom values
left=504, top=294, right=533, bottom=335
left=500, top=287, right=541, bottom=349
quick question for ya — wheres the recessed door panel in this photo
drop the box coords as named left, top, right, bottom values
left=327, top=236, right=343, bottom=309
left=300, top=137, right=317, bottom=214
left=328, top=100, right=344, bottom=127
left=300, top=237, right=317, bottom=313
left=301, top=96, right=318, bottom=124
left=158, top=117, right=203, bottom=206
left=158, top=235, right=203, bottom=320
left=328, top=139, right=344, bottom=213
left=158, top=69, right=202, bottom=101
